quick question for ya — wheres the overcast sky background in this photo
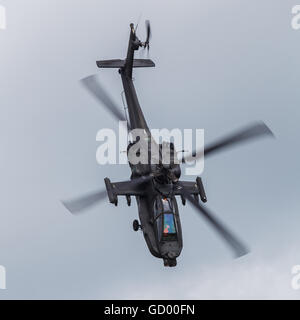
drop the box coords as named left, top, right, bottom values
left=0, top=0, right=300, bottom=299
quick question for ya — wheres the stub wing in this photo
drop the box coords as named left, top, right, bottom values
left=104, top=178, right=147, bottom=205
left=174, top=177, right=207, bottom=203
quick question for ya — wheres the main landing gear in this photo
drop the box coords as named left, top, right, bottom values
left=133, top=219, right=141, bottom=232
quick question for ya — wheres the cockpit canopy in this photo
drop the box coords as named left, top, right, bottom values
left=154, top=197, right=177, bottom=241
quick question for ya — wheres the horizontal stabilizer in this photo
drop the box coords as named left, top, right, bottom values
left=97, top=59, right=155, bottom=69
left=96, top=59, right=124, bottom=68
left=133, top=59, right=155, bottom=68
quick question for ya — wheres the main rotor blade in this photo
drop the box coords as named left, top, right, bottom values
left=62, top=175, right=153, bottom=215
left=62, top=189, right=107, bottom=215
left=183, top=122, right=274, bottom=163
left=179, top=184, right=249, bottom=258
left=81, top=75, right=130, bottom=130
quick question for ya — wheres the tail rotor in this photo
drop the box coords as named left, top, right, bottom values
left=144, top=20, right=151, bottom=50
left=140, top=20, right=151, bottom=58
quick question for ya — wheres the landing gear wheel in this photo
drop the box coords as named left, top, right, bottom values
left=133, top=219, right=140, bottom=232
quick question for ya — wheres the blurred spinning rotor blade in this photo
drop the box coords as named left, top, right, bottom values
left=62, top=189, right=107, bottom=215
left=183, top=121, right=274, bottom=163
left=81, top=75, right=130, bottom=130
left=145, top=20, right=151, bottom=48
left=62, top=175, right=153, bottom=215
left=180, top=184, right=249, bottom=258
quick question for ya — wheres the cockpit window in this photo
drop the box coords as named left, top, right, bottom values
left=154, top=197, right=177, bottom=241
left=162, top=198, right=172, bottom=213
left=163, top=213, right=176, bottom=235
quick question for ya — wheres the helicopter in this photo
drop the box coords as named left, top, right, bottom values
left=62, top=21, right=274, bottom=267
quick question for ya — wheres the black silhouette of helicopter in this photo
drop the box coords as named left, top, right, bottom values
left=62, top=22, right=274, bottom=267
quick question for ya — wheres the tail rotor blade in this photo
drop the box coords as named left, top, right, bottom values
left=145, top=20, right=151, bottom=45
left=180, top=184, right=249, bottom=258
left=144, top=20, right=151, bottom=54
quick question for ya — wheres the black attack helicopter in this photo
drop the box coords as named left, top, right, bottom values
left=62, top=22, right=274, bottom=267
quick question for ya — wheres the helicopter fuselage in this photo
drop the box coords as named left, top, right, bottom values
left=119, top=24, right=183, bottom=266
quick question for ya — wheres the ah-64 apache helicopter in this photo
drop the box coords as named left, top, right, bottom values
left=62, top=21, right=274, bottom=267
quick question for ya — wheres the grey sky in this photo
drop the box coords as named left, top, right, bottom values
left=0, top=0, right=300, bottom=299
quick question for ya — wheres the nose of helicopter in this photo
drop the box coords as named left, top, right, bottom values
left=163, top=256, right=177, bottom=267
left=167, top=252, right=176, bottom=259
left=162, top=251, right=178, bottom=267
